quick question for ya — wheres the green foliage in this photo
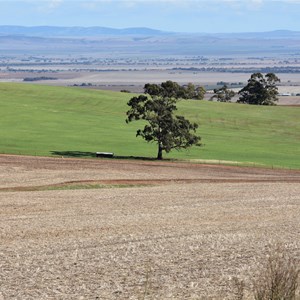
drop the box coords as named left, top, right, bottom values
left=238, top=73, right=280, bottom=105
left=144, top=80, right=206, bottom=100
left=186, top=83, right=206, bottom=100
left=210, top=84, right=236, bottom=102
left=0, top=83, right=299, bottom=168
left=126, top=85, right=201, bottom=159
left=195, top=86, right=206, bottom=100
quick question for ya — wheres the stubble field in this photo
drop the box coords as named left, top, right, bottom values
left=0, top=155, right=299, bottom=299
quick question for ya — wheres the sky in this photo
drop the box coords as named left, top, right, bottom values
left=0, top=0, right=300, bottom=33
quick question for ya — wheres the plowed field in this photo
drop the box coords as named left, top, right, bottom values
left=0, top=155, right=299, bottom=299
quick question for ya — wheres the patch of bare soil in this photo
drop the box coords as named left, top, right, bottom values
left=277, top=95, right=300, bottom=106
left=0, top=155, right=299, bottom=299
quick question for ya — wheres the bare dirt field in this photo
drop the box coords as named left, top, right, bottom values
left=0, top=155, right=300, bottom=299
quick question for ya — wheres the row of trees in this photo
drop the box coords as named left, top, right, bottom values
left=144, top=81, right=206, bottom=100
left=211, top=72, right=281, bottom=105
left=133, top=72, right=281, bottom=106
left=126, top=73, right=280, bottom=160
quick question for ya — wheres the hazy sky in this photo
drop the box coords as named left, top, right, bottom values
left=0, top=0, right=300, bottom=33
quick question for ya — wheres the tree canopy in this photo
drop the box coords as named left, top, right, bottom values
left=144, top=81, right=206, bottom=100
left=237, top=73, right=280, bottom=105
left=210, top=85, right=236, bottom=102
left=126, top=81, right=201, bottom=160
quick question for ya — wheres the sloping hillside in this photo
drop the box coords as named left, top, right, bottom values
left=0, top=83, right=299, bottom=168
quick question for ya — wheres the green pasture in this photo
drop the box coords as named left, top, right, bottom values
left=0, top=83, right=299, bottom=169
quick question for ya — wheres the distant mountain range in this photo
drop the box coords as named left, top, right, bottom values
left=1, top=26, right=300, bottom=56
left=0, top=25, right=300, bottom=39
left=0, top=26, right=170, bottom=37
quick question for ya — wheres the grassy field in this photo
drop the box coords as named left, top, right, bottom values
left=0, top=82, right=299, bottom=168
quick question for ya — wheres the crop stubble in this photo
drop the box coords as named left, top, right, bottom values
left=0, top=155, right=299, bottom=299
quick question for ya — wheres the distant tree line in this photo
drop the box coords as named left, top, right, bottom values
left=217, top=81, right=243, bottom=86
left=171, top=67, right=300, bottom=73
left=23, top=76, right=57, bottom=81
left=73, top=83, right=93, bottom=87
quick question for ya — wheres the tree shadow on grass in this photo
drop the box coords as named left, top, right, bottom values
left=113, top=155, right=158, bottom=161
left=51, top=151, right=96, bottom=158
left=51, top=151, right=172, bottom=161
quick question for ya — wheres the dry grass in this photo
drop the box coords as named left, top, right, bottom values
left=252, top=245, right=300, bottom=300
left=232, top=277, right=245, bottom=300
left=230, top=245, right=300, bottom=300
left=0, top=155, right=299, bottom=299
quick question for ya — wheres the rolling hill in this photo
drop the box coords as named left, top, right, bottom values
left=0, top=83, right=299, bottom=168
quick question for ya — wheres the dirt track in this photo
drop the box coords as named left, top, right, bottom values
left=1, top=155, right=300, bottom=188
left=0, top=155, right=299, bottom=299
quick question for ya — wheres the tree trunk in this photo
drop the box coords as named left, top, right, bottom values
left=157, top=143, right=163, bottom=160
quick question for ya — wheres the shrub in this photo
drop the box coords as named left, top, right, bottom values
left=252, top=246, right=299, bottom=300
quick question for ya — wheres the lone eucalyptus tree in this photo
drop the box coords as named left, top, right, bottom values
left=126, top=81, right=201, bottom=160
